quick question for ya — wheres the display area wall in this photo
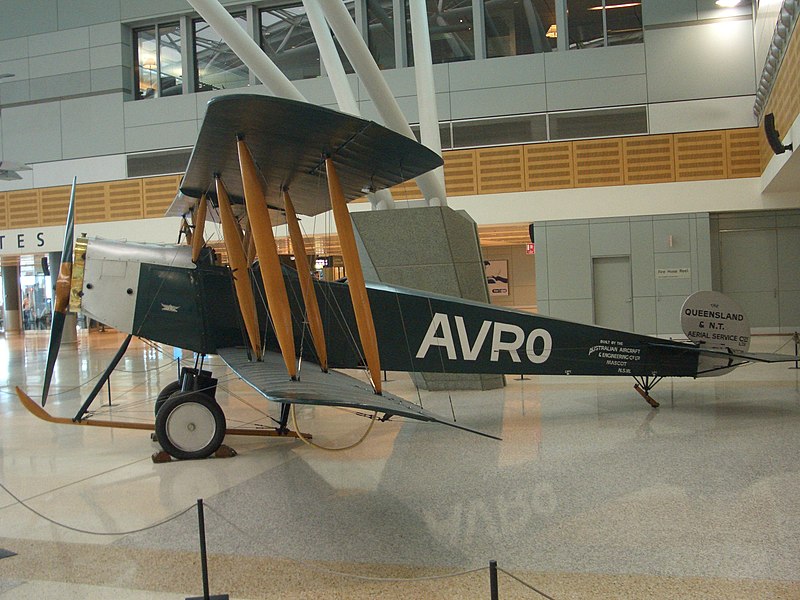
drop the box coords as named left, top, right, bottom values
left=482, top=244, right=536, bottom=313
left=534, top=213, right=712, bottom=336
left=710, top=209, right=800, bottom=332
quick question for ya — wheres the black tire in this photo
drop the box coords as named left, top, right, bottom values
left=155, top=391, right=226, bottom=460
left=155, top=380, right=182, bottom=416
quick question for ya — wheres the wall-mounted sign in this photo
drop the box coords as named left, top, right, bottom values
left=525, top=243, right=535, bottom=255
left=656, top=267, right=690, bottom=279
left=484, top=259, right=509, bottom=296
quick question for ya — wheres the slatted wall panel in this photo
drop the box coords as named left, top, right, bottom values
left=143, top=175, right=181, bottom=218
left=573, top=138, right=624, bottom=188
left=108, top=180, right=144, bottom=221
left=725, top=128, right=761, bottom=178
left=39, top=185, right=71, bottom=226
left=75, top=182, right=108, bottom=224
left=7, top=190, right=40, bottom=228
left=477, top=145, right=524, bottom=194
left=762, top=29, right=800, bottom=173
left=674, top=131, right=727, bottom=181
left=390, top=178, right=424, bottom=201
left=524, top=142, right=574, bottom=190
left=623, top=135, right=674, bottom=184
left=208, top=240, right=228, bottom=265
left=0, top=193, right=7, bottom=229
left=443, top=149, right=477, bottom=196
left=766, top=30, right=800, bottom=151
left=759, top=122, right=773, bottom=172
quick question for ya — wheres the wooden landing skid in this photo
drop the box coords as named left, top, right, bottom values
left=15, top=387, right=308, bottom=439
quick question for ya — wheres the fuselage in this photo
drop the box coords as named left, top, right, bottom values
left=75, top=238, right=700, bottom=379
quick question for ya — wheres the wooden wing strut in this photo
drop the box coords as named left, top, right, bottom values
left=325, top=158, right=382, bottom=394
left=283, top=189, right=328, bottom=371
left=238, top=138, right=297, bottom=379
left=216, top=176, right=263, bottom=361
left=191, top=193, right=208, bottom=263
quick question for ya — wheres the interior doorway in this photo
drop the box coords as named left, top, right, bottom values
left=592, top=256, right=633, bottom=331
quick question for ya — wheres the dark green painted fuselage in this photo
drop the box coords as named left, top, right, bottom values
left=131, top=261, right=699, bottom=379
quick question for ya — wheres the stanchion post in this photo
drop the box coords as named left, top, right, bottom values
left=793, top=332, right=799, bottom=370
left=489, top=560, right=499, bottom=600
left=187, top=498, right=229, bottom=600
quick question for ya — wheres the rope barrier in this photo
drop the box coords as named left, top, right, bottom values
left=202, top=502, right=487, bottom=583
left=497, top=566, right=557, bottom=599
left=0, top=476, right=559, bottom=597
left=0, top=481, right=195, bottom=537
left=290, top=403, right=377, bottom=451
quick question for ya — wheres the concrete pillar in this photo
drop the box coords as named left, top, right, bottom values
left=352, top=206, right=504, bottom=390
left=48, top=252, right=77, bottom=344
left=2, top=264, right=21, bottom=333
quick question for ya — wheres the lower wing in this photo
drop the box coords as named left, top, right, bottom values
left=217, top=347, right=500, bottom=440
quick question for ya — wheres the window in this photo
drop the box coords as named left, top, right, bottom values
left=406, top=0, right=475, bottom=66
left=194, top=13, right=249, bottom=92
left=134, top=23, right=183, bottom=100
left=485, top=0, right=557, bottom=58
left=548, top=106, right=647, bottom=140
left=567, top=0, right=642, bottom=49
left=368, top=0, right=396, bottom=69
left=260, top=5, right=321, bottom=80
left=452, top=114, right=548, bottom=148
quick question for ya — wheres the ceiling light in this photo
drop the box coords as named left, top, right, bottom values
left=546, top=24, right=557, bottom=38
left=715, top=0, right=742, bottom=6
left=588, top=2, right=641, bottom=11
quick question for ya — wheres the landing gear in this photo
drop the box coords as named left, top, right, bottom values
left=154, top=365, right=229, bottom=460
left=154, top=380, right=181, bottom=416
left=633, top=375, right=662, bottom=408
left=155, top=392, right=226, bottom=460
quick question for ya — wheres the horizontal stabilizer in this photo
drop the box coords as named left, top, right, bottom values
left=649, top=342, right=798, bottom=364
left=217, top=347, right=500, bottom=440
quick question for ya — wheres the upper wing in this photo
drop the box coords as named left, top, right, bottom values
left=174, top=94, right=443, bottom=217
left=217, top=347, right=499, bottom=440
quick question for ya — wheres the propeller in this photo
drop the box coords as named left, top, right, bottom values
left=41, top=177, right=77, bottom=406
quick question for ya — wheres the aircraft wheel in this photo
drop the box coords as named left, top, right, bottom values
left=155, top=392, right=225, bottom=460
left=154, top=380, right=182, bottom=415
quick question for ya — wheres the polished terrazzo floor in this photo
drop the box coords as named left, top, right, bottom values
left=0, top=329, right=798, bottom=598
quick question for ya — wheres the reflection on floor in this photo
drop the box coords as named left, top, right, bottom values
left=0, top=330, right=798, bottom=599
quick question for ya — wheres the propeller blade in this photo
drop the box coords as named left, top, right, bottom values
left=41, top=177, right=77, bottom=406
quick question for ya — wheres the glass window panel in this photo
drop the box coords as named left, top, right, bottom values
left=406, top=0, right=475, bottom=66
left=548, top=106, right=647, bottom=140
left=134, top=27, right=157, bottom=100
left=158, top=22, right=183, bottom=96
left=567, top=1, right=642, bottom=49
left=409, top=123, right=453, bottom=148
left=451, top=114, right=547, bottom=148
left=260, top=5, right=321, bottom=80
left=605, top=2, right=642, bottom=46
left=194, top=13, right=249, bottom=92
left=567, top=0, right=605, bottom=48
left=368, top=0, right=396, bottom=69
left=485, top=0, right=556, bottom=58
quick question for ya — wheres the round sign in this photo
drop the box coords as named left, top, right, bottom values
left=680, top=291, right=750, bottom=351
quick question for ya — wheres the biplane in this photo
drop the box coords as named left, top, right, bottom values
left=15, top=94, right=798, bottom=460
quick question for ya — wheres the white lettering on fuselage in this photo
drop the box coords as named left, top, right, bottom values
left=416, top=313, right=552, bottom=364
